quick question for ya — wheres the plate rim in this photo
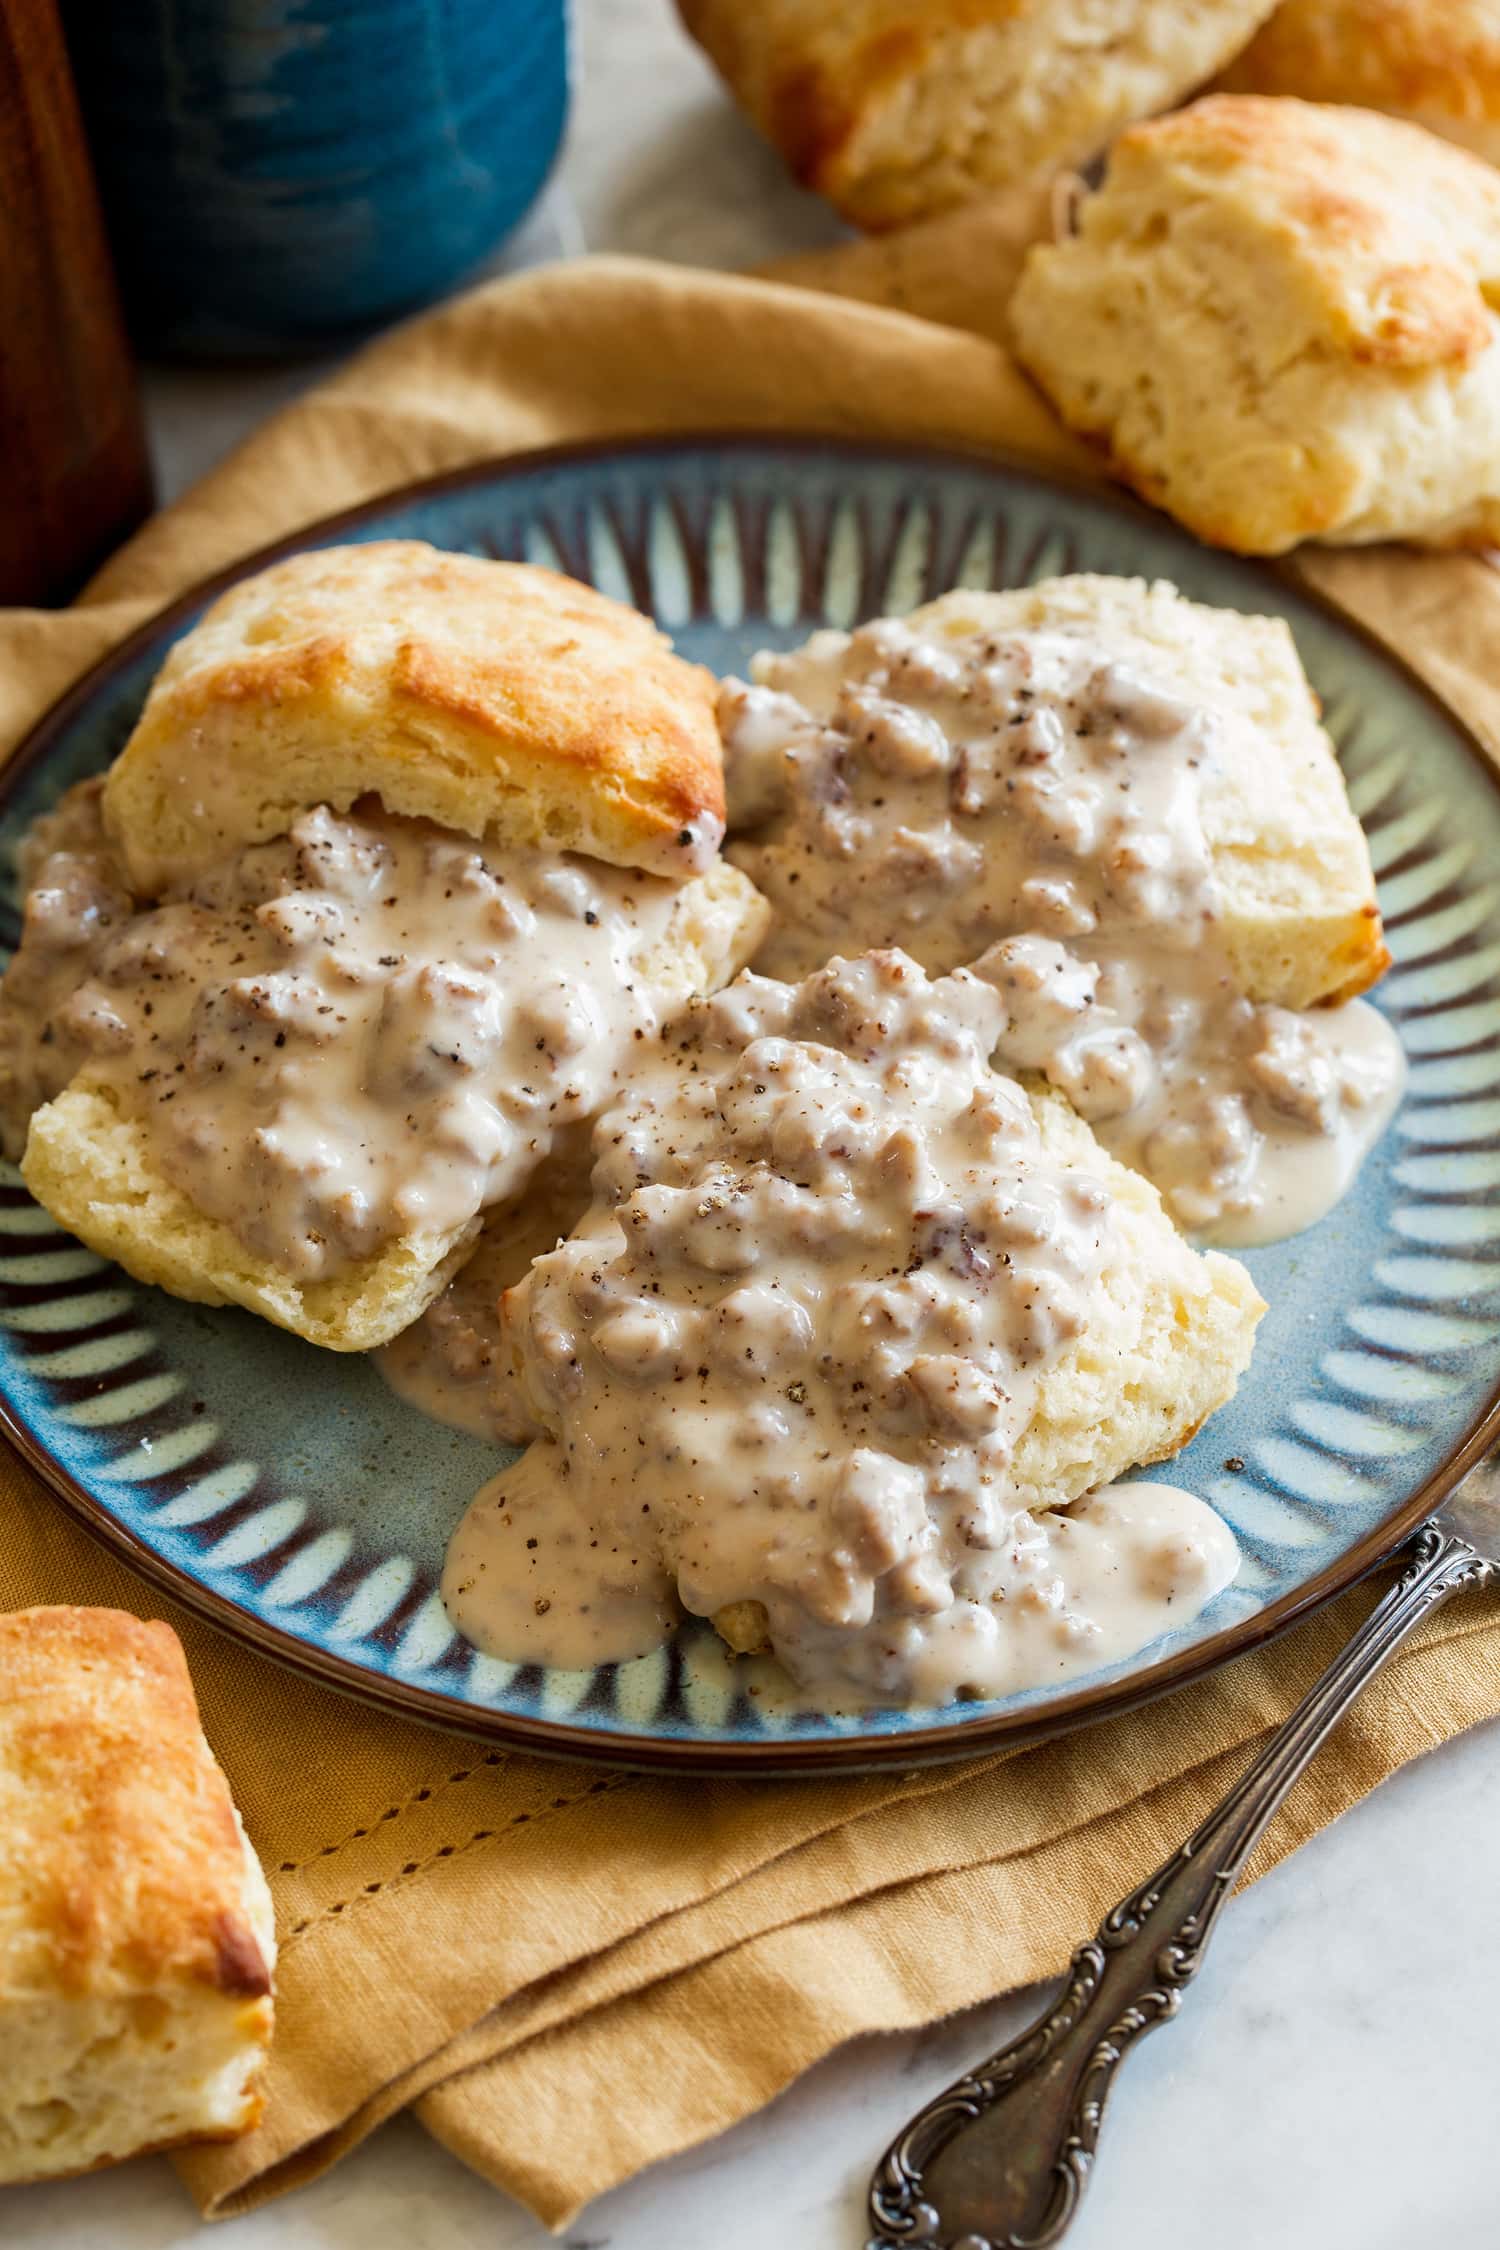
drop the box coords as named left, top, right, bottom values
left=4, top=426, right=1499, bottom=1776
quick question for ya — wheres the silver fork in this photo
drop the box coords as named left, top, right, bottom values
left=866, top=1449, right=1500, bottom=2250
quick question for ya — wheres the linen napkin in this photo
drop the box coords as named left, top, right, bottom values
left=3, top=251, right=1500, bottom=2233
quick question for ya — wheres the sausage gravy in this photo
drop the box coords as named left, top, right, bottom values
left=723, top=620, right=1403, bottom=1245
left=441, top=951, right=1241, bottom=1707
left=0, top=781, right=708, bottom=1280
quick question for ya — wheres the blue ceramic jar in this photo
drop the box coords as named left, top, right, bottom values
left=63, top=0, right=570, bottom=355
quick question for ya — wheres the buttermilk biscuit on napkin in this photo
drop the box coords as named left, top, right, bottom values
left=4, top=545, right=768, bottom=1351
left=675, top=0, right=1281, bottom=230
left=1221, top=0, right=1500, bottom=166
left=0, top=1607, right=273, bottom=2185
left=1009, top=96, right=1500, bottom=553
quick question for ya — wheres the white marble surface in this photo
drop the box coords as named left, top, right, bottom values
left=11, top=1, right=1500, bottom=2243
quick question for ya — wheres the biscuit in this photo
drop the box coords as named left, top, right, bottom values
left=1015, top=1083, right=1265, bottom=1503
left=483, top=946, right=1266, bottom=1689
left=103, top=543, right=727, bottom=893
left=906, top=578, right=1387, bottom=1006
left=1221, top=0, right=1500, bottom=168
left=713, top=1082, right=1265, bottom=1659
left=677, top=0, right=1280, bottom=230
left=20, top=1084, right=481, bottom=1352
left=1009, top=96, right=1500, bottom=552
left=19, top=860, right=768, bottom=1353
left=0, top=1607, right=274, bottom=2185
left=728, top=575, right=1387, bottom=1008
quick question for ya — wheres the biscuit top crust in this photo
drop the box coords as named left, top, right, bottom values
left=0, top=1606, right=272, bottom=2002
left=1223, top=0, right=1500, bottom=132
left=676, top=0, right=1279, bottom=228
left=103, top=543, right=726, bottom=892
left=678, top=0, right=1023, bottom=187
left=1091, top=96, right=1500, bottom=371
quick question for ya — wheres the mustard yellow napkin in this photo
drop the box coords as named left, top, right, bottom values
left=3, top=251, right=1500, bottom=2232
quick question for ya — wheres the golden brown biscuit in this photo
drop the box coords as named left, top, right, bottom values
left=1009, top=96, right=1500, bottom=553
left=103, top=543, right=726, bottom=894
left=677, top=0, right=1279, bottom=230
left=0, top=1607, right=274, bottom=2184
left=1222, top=0, right=1500, bottom=167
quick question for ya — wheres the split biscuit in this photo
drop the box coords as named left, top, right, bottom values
left=728, top=574, right=1387, bottom=1008
left=712, top=1082, right=1265, bottom=1658
left=0, top=1607, right=274, bottom=2185
left=104, top=542, right=728, bottom=893
left=20, top=859, right=768, bottom=1353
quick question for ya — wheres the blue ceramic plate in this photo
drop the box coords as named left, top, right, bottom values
left=4, top=438, right=1499, bottom=1773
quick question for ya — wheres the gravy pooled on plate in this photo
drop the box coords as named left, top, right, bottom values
left=725, top=614, right=1403, bottom=1243
left=443, top=952, right=1251, bottom=1708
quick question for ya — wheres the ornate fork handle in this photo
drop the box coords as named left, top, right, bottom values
left=867, top=1522, right=1496, bottom=2250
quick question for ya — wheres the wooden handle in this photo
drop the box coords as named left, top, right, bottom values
left=0, top=0, right=152, bottom=606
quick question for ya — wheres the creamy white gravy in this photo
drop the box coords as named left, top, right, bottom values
left=0, top=783, right=694, bottom=1280
left=375, top=1132, right=592, bottom=1440
left=440, top=951, right=1241, bottom=1708
left=444, top=1460, right=1237, bottom=1703
left=444, top=1438, right=679, bottom=1670
left=723, top=620, right=1404, bottom=1244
